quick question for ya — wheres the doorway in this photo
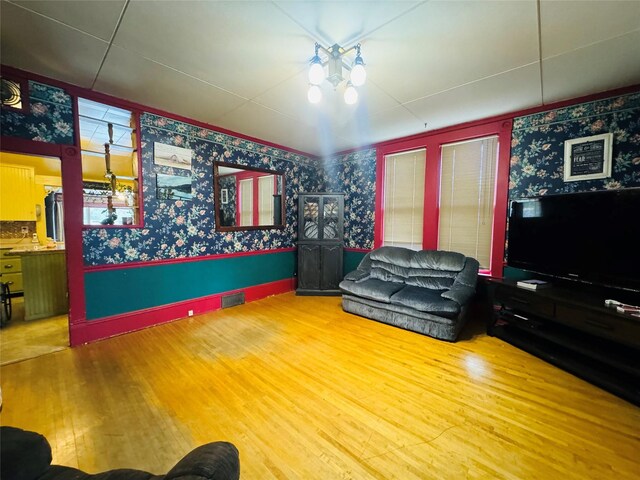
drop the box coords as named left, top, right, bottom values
left=0, top=151, right=69, bottom=365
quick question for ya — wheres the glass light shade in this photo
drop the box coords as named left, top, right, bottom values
left=308, top=58, right=325, bottom=85
left=350, top=61, right=366, bottom=87
left=344, top=84, right=358, bottom=105
left=307, top=85, right=322, bottom=104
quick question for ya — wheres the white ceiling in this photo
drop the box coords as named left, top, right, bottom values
left=2, top=1, right=639, bottom=157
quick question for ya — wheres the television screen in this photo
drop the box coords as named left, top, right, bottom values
left=507, top=188, right=640, bottom=292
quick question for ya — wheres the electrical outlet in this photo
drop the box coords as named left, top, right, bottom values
left=21, top=227, right=29, bottom=234
left=188, top=310, right=194, bottom=317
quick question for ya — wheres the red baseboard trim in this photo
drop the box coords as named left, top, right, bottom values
left=344, top=247, right=371, bottom=253
left=69, top=277, right=295, bottom=346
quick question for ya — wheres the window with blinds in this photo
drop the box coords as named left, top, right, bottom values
left=383, top=149, right=426, bottom=250
left=258, top=175, right=275, bottom=225
left=239, top=178, right=253, bottom=226
left=438, top=136, right=498, bottom=269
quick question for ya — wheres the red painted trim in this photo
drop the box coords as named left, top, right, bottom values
left=252, top=176, right=260, bottom=226
left=68, top=277, right=295, bottom=345
left=1, top=65, right=317, bottom=159
left=83, top=247, right=297, bottom=272
left=373, top=149, right=385, bottom=248
left=344, top=247, right=371, bottom=253
left=1, top=138, right=87, bottom=333
left=491, top=121, right=513, bottom=277
left=0, top=135, right=70, bottom=155
left=423, top=140, right=440, bottom=251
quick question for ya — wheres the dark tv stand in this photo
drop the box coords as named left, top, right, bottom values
left=485, top=278, right=640, bottom=405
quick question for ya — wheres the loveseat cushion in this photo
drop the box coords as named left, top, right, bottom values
left=410, top=250, right=466, bottom=271
left=390, top=286, right=460, bottom=317
left=369, top=247, right=414, bottom=282
left=339, top=278, right=405, bottom=303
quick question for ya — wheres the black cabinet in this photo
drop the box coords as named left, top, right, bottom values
left=486, top=278, right=640, bottom=405
left=296, top=193, right=344, bottom=295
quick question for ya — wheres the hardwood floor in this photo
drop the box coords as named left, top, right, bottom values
left=0, top=296, right=69, bottom=366
left=0, top=293, right=638, bottom=479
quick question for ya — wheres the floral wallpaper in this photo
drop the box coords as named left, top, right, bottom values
left=83, top=113, right=318, bottom=265
left=1, top=81, right=74, bottom=144
left=320, top=148, right=377, bottom=249
left=509, top=92, right=640, bottom=199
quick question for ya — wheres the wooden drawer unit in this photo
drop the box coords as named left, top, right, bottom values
left=0, top=248, right=23, bottom=293
left=494, top=284, right=555, bottom=317
left=555, top=304, right=640, bottom=348
left=1, top=256, right=22, bottom=273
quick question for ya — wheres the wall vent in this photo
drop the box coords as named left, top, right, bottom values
left=221, top=292, right=245, bottom=309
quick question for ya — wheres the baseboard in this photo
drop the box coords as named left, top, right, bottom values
left=69, top=277, right=295, bottom=346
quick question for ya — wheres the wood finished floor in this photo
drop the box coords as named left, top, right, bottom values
left=0, top=296, right=69, bottom=366
left=0, top=293, right=638, bottom=479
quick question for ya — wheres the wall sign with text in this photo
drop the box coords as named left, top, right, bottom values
left=563, top=133, right=613, bottom=182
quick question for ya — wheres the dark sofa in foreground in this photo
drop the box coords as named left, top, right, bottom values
left=0, top=426, right=239, bottom=480
left=339, top=247, right=479, bottom=341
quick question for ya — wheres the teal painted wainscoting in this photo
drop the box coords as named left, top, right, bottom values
left=343, top=250, right=368, bottom=276
left=85, top=251, right=296, bottom=320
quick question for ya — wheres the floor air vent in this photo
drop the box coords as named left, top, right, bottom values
left=221, top=292, right=245, bottom=309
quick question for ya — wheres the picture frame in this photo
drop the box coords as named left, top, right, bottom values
left=154, top=142, right=192, bottom=170
left=156, top=173, right=193, bottom=201
left=563, top=133, right=613, bottom=182
left=221, top=188, right=229, bottom=204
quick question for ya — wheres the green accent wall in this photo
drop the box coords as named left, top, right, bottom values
left=85, top=251, right=295, bottom=319
left=344, top=250, right=368, bottom=276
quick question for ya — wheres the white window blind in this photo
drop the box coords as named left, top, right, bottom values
left=439, top=136, right=498, bottom=269
left=258, top=175, right=275, bottom=225
left=239, top=178, right=253, bottom=226
left=383, top=149, right=426, bottom=250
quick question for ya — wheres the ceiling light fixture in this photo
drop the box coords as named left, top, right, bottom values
left=307, top=42, right=366, bottom=105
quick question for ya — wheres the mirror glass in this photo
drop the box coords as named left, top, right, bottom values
left=214, top=162, right=285, bottom=231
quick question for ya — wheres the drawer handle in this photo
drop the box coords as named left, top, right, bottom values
left=3, top=264, right=13, bottom=269
left=584, top=318, right=614, bottom=330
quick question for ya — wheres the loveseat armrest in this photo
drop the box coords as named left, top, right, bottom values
left=441, top=284, right=476, bottom=306
left=440, top=257, right=479, bottom=305
left=344, top=269, right=370, bottom=282
left=164, top=442, right=240, bottom=480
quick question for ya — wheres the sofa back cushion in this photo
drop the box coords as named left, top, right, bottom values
left=369, top=246, right=414, bottom=283
left=368, top=248, right=469, bottom=288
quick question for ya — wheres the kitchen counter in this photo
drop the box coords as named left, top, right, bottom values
left=9, top=245, right=66, bottom=255
left=9, top=246, right=68, bottom=320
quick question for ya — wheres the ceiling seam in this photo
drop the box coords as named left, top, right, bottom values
left=6, top=0, right=107, bottom=42
left=542, top=27, right=640, bottom=61
left=400, top=61, right=540, bottom=107
left=90, top=0, right=131, bottom=89
left=536, top=0, right=545, bottom=105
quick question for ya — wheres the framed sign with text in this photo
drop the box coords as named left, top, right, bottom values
left=563, top=133, right=613, bottom=182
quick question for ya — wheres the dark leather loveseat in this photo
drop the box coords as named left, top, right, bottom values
left=0, top=426, right=240, bottom=480
left=339, top=247, right=479, bottom=341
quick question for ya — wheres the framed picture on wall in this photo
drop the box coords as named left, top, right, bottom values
left=154, top=142, right=192, bottom=170
left=221, top=189, right=229, bottom=204
left=564, top=133, right=613, bottom=182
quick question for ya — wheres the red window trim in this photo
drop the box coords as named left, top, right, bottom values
left=375, top=119, right=512, bottom=277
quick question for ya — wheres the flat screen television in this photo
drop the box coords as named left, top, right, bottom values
left=507, top=188, right=640, bottom=293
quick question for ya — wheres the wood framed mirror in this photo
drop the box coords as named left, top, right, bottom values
left=214, top=161, right=285, bottom=231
